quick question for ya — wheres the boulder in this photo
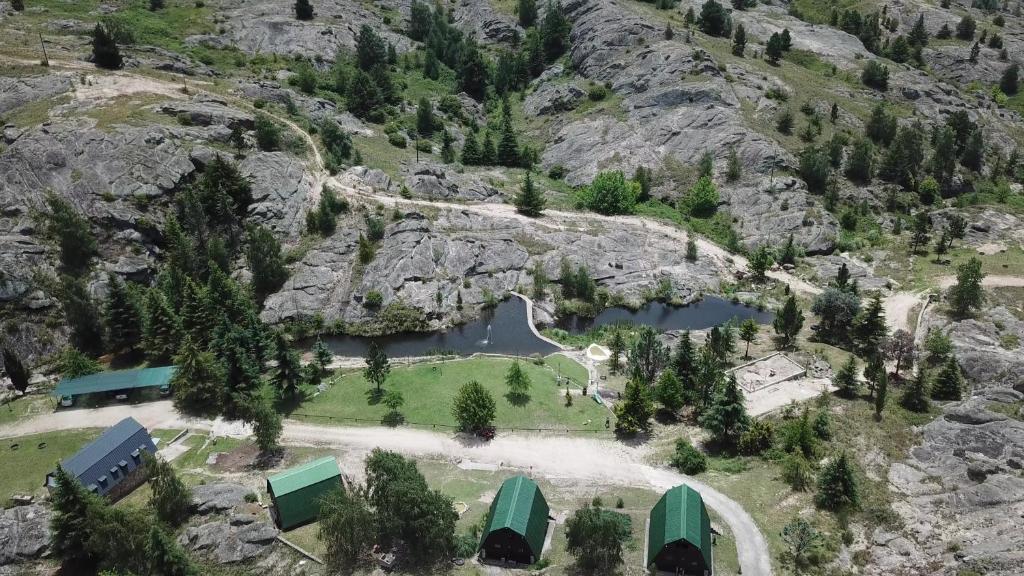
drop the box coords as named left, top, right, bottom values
left=179, top=519, right=279, bottom=564
left=453, top=0, right=522, bottom=45
left=523, top=81, right=586, bottom=116
left=0, top=504, right=51, bottom=566
left=191, top=483, right=254, bottom=515
left=0, top=74, right=74, bottom=115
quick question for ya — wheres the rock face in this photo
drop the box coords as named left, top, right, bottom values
left=205, top=0, right=412, bottom=61
left=881, top=305, right=1024, bottom=575
left=191, top=482, right=255, bottom=515
left=722, top=177, right=837, bottom=254
left=523, top=81, right=587, bottom=116
left=0, top=74, right=73, bottom=115
left=402, top=164, right=505, bottom=202
left=452, top=0, right=522, bottom=45
left=265, top=173, right=727, bottom=329
left=179, top=519, right=279, bottom=564
left=237, top=81, right=373, bottom=136
left=0, top=504, right=51, bottom=566
left=732, top=10, right=869, bottom=67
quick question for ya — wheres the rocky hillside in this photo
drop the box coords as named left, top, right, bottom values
left=2, top=0, right=1024, bottom=573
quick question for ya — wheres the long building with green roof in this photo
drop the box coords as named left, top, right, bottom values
left=647, top=484, right=713, bottom=575
left=266, top=456, right=342, bottom=530
left=478, top=475, right=550, bottom=565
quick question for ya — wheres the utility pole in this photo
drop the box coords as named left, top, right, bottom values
left=38, top=33, right=49, bottom=66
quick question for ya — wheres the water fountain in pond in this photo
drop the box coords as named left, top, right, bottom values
left=477, top=324, right=492, bottom=348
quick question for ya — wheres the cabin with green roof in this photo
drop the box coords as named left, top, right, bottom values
left=647, top=484, right=713, bottom=575
left=266, top=456, right=342, bottom=530
left=53, top=366, right=176, bottom=405
left=479, top=475, right=550, bottom=565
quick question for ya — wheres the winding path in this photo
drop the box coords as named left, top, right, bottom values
left=0, top=402, right=773, bottom=575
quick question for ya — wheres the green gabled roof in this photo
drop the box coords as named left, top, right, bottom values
left=267, top=457, right=341, bottom=497
left=647, top=484, right=712, bottom=570
left=480, top=476, right=550, bottom=558
left=54, top=366, right=176, bottom=397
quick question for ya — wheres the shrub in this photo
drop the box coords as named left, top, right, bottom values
left=587, top=83, right=609, bottom=101
left=861, top=60, right=889, bottom=91
left=670, top=439, right=708, bottom=474
left=738, top=419, right=774, bottom=455
left=575, top=170, right=639, bottom=215
left=388, top=132, right=407, bottom=148
left=364, top=290, right=383, bottom=309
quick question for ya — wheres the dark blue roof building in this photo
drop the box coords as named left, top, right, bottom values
left=46, top=417, right=157, bottom=499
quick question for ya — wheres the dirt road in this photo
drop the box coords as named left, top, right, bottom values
left=0, top=403, right=773, bottom=575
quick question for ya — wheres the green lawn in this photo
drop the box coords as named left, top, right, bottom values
left=294, top=356, right=612, bottom=432
left=0, top=394, right=53, bottom=427
left=0, top=429, right=101, bottom=503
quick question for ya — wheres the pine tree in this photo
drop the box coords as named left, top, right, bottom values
left=960, top=129, right=985, bottom=172
left=780, top=28, right=792, bottom=50
left=834, top=356, right=859, bottom=398
left=248, top=398, right=283, bottom=453
left=143, top=290, right=182, bottom=364
left=949, top=257, right=985, bottom=316
left=461, top=130, right=481, bottom=165
left=844, top=138, right=875, bottom=183
left=170, top=337, right=225, bottom=416
left=294, top=0, right=314, bottom=20
left=864, top=102, right=896, bottom=145
left=655, top=371, right=685, bottom=414
left=147, top=525, right=196, bottom=576
left=50, top=466, right=104, bottom=563
left=671, top=332, right=696, bottom=387
left=1, top=345, right=31, bottom=393
left=853, top=293, right=887, bottom=356
left=909, top=14, right=928, bottom=47
left=104, top=274, right=142, bottom=354
left=901, top=368, right=930, bottom=412
left=514, top=172, right=546, bottom=217
left=700, top=374, right=749, bottom=446
left=541, top=0, right=572, bottom=62
left=314, top=337, right=332, bottom=373
left=1001, top=63, right=1020, bottom=96
left=91, top=24, right=122, bottom=70
left=246, top=225, right=288, bottom=303
left=496, top=99, right=520, bottom=167
left=481, top=130, right=497, bottom=165
left=608, top=330, right=625, bottom=373
left=144, top=451, right=192, bottom=528
left=505, top=361, right=531, bottom=402
left=739, top=318, right=758, bottom=358
left=440, top=130, right=455, bottom=163
left=272, top=331, right=303, bottom=399
left=909, top=210, right=931, bottom=254
left=415, top=97, right=436, bottom=137
left=732, top=23, right=747, bottom=57
left=60, top=275, right=105, bottom=357
left=614, top=378, right=654, bottom=434
left=773, top=295, right=804, bottom=348
left=698, top=0, right=732, bottom=37
left=43, top=192, right=98, bottom=275
left=931, top=354, right=963, bottom=400
left=766, top=32, right=784, bottom=64
left=815, top=452, right=859, bottom=511
left=518, top=0, right=538, bottom=28
left=873, top=364, right=887, bottom=419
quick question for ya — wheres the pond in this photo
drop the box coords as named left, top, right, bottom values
left=555, top=296, right=773, bottom=334
left=319, top=297, right=561, bottom=358
left=317, top=295, right=772, bottom=358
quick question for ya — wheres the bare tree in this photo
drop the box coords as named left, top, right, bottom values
left=885, top=329, right=916, bottom=380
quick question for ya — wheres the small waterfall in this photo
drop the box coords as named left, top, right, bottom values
left=477, top=324, right=492, bottom=347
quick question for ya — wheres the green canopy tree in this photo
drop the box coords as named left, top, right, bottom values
left=43, top=192, right=97, bottom=275
left=739, top=318, right=758, bottom=358
left=248, top=398, right=283, bottom=453
left=608, top=330, right=625, bottom=373
left=59, top=275, right=104, bottom=357
left=318, top=487, right=376, bottom=573
left=363, top=342, right=391, bottom=395
left=50, top=466, right=104, bottom=564
left=452, top=380, right=496, bottom=432
left=852, top=293, right=887, bottom=356
left=564, top=505, right=630, bottom=574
